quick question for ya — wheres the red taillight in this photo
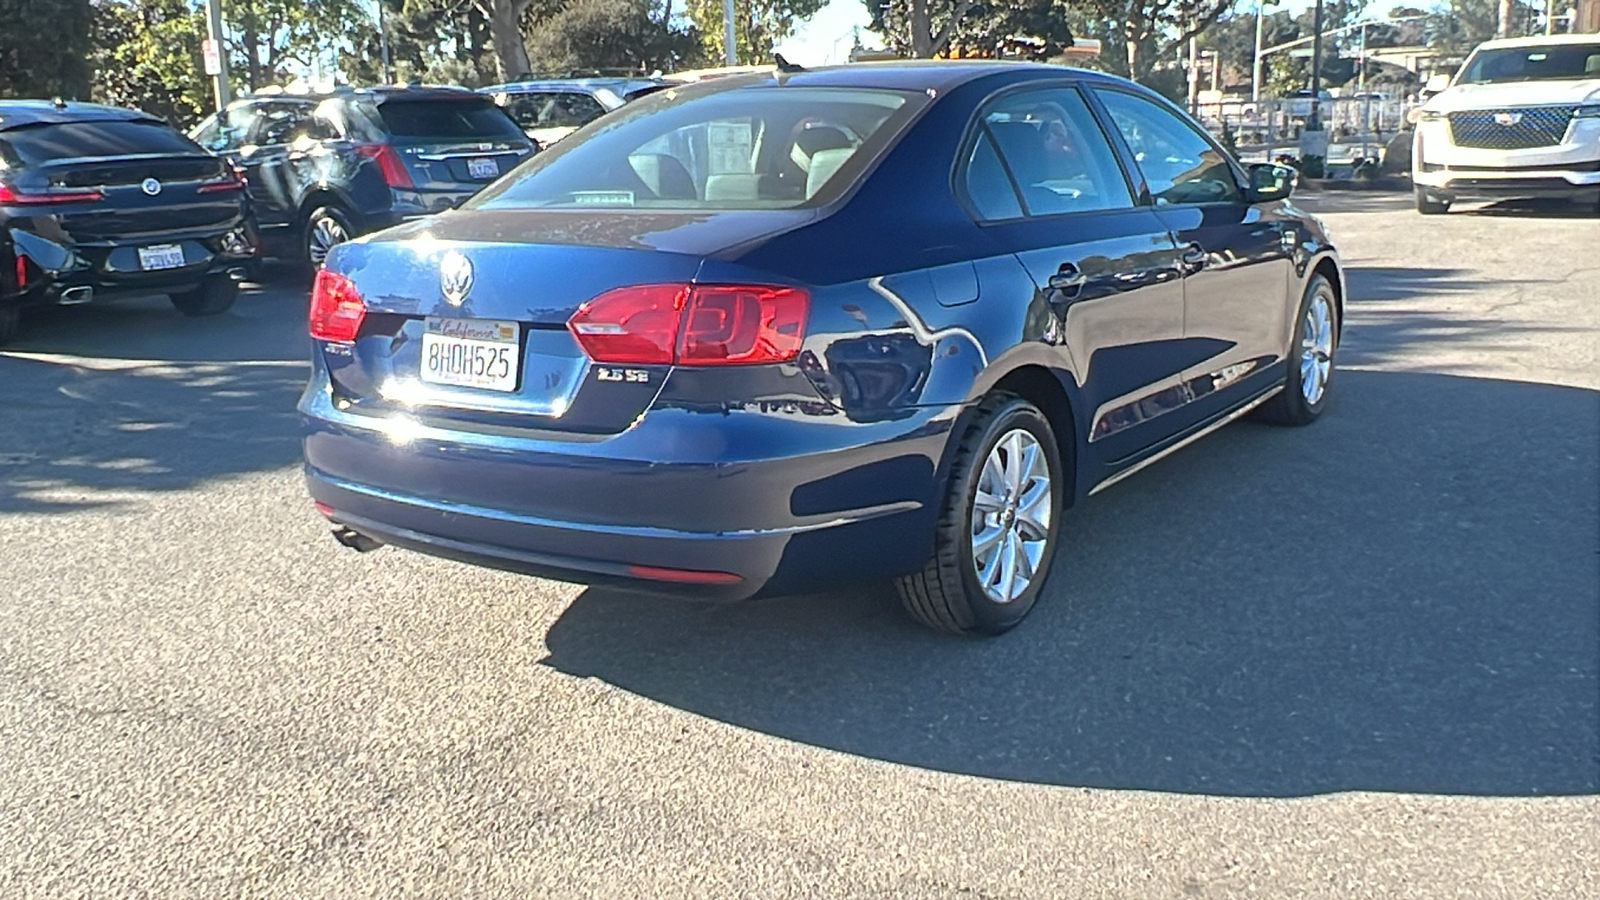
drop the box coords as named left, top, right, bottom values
left=309, top=270, right=366, bottom=341
left=0, top=183, right=104, bottom=205
left=13, top=254, right=26, bottom=290
left=567, top=283, right=808, bottom=366
left=356, top=143, right=414, bottom=188
left=627, top=564, right=743, bottom=584
left=198, top=164, right=247, bottom=193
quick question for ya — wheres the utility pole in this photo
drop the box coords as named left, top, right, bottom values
left=1308, top=0, right=1324, bottom=132
left=204, top=0, right=231, bottom=111
left=723, top=0, right=737, bottom=65
left=1188, top=35, right=1200, bottom=114
left=1253, top=0, right=1266, bottom=103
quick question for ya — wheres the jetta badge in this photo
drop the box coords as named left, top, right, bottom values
left=141, top=177, right=162, bottom=196
left=1494, top=111, right=1523, bottom=126
left=440, top=250, right=474, bottom=306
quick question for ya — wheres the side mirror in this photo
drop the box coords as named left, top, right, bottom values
left=1424, top=73, right=1452, bottom=94
left=1247, top=162, right=1296, bottom=202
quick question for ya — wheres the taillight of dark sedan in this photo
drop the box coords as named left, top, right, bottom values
left=300, top=62, right=1343, bottom=635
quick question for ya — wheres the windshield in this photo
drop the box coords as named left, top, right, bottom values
left=1458, top=43, right=1600, bottom=84
left=469, top=86, right=926, bottom=211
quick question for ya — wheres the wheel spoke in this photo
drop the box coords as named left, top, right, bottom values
left=978, top=537, right=1004, bottom=589
left=973, top=488, right=1004, bottom=513
left=971, top=522, right=1005, bottom=558
left=1014, top=529, right=1035, bottom=582
left=998, top=531, right=1019, bottom=600
left=1002, top=432, right=1025, bottom=494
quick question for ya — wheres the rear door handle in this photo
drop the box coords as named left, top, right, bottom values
left=1180, top=242, right=1208, bottom=271
left=1048, top=263, right=1087, bottom=292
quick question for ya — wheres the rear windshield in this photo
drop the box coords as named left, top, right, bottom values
left=377, top=99, right=526, bottom=140
left=469, top=86, right=925, bottom=211
left=0, top=120, right=199, bottom=165
left=1458, top=43, right=1600, bottom=84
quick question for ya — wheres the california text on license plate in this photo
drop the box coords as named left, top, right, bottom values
left=468, top=157, right=499, bottom=179
left=138, top=244, right=185, bottom=270
left=420, top=317, right=520, bottom=392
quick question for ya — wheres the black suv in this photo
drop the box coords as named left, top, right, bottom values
left=190, top=87, right=535, bottom=269
left=1, top=100, right=259, bottom=344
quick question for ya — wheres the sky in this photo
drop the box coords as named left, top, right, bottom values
left=771, top=0, right=1416, bottom=67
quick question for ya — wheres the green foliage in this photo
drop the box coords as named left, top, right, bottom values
left=686, top=0, right=826, bottom=64
left=227, top=0, right=375, bottom=90
left=344, top=0, right=499, bottom=87
left=0, top=0, right=93, bottom=99
left=524, top=0, right=704, bottom=73
left=868, top=0, right=1073, bottom=60
left=89, top=0, right=208, bottom=125
left=1069, top=0, right=1237, bottom=84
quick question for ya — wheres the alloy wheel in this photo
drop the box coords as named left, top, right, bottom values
left=308, top=215, right=349, bottom=269
left=1299, top=290, right=1335, bottom=405
left=970, top=428, right=1053, bottom=604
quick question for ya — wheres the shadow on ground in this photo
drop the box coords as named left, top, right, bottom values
left=0, top=283, right=309, bottom=512
left=541, top=371, right=1600, bottom=798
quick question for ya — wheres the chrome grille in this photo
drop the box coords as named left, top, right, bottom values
left=1448, top=107, right=1575, bottom=150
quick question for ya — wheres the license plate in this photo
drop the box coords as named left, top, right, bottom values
left=468, top=157, right=499, bottom=179
left=138, top=244, right=185, bottom=271
left=420, top=317, right=520, bottom=392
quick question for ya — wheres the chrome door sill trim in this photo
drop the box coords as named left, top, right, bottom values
left=1088, top=386, right=1283, bottom=497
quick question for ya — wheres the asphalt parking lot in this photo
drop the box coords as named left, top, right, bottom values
left=1, top=195, right=1596, bottom=898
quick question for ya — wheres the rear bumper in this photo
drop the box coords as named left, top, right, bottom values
left=5, top=223, right=259, bottom=309
left=300, top=383, right=960, bottom=600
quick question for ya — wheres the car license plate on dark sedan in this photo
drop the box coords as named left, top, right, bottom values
left=420, top=317, right=520, bottom=392
left=138, top=244, right=185, bottom=270
left=468, top=157, right=499, bottom=179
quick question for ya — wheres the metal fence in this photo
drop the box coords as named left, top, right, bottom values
left=1195, top=96, right=1422, bottom=166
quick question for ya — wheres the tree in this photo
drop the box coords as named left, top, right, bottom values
left=89, top=0, right=208, bottom=125
left=0, top=0, right=93, bottom=99
left=685, top=0, right=827, bottom=65
left=524, top=0, right=704, bottom=73
left=344, top=0, right=499, bottom=87
left=227, top=0, right=374, bottom=91
left=490, top=0, right=536, bottom=80
left=1070, top=0, right=1238, bottom=85
left=868, top=0, right=1074, bottom=61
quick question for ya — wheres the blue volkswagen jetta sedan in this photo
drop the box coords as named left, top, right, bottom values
left=301, top=61, right=1343, bottom=635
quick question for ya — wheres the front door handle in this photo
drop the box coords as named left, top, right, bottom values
left=1180, top=242, right=1208, bottom=272
left=1048, top=262, right=1087, bottom=293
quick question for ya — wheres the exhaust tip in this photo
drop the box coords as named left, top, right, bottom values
left=58, top=286, right=93, bottom=305
left=332, top=525, right=383, bottom=553
left=226, top=267, right=249, bottom=282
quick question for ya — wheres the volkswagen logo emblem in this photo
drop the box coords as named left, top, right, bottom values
left=440, top=250, right=474, bottom=306
left=1493, top=111, right=1523, bottom=126
left=141, top=177, right=162, bottom=196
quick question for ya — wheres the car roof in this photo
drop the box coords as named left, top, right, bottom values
left=659, top=60, right=1121, bottom=94
left=231, top=85, right=486, bottom=107
left=481, top=78, right=664, bottom=94
left=1472, top=33, right=1600, bottom=50
left=0, top=100, right=162, bottom=132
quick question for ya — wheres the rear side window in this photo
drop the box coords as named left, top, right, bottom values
left=377, top=100, right=525, bottom=140
left=471, top=87, right=925, bottom=211
left=0, top=120, right=199, bottom=165
left=966, top=87, right=1133, bottom=218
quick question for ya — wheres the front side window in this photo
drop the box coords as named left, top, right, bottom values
left=1094, top=89, right=1242, bottom=206
left=471, top=86, right=925, bottom=211
left=505, top=92, right=608, bottom=130
left=964, top=86, right=1133, bottom=219
left=251, top=103, right=309, bottom=148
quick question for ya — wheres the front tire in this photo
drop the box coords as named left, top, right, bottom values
left=169, top=275, right=239, bottom=317
left=1415, top=187, right=1450, bottom=215
left=897, top=394, right=1064, bottom=636
left=1254, top=273, right=1339, bottom=426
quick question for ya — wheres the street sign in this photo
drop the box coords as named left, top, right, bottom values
left=202, top=39, right=222, bottom=77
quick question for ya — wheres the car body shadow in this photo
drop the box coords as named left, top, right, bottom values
left=540, top=371, right=1599, bottom=798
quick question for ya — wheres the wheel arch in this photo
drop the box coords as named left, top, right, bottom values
left=939, top=360, right=1083, bottom=508
left=1309, top=253, right=1345, bottom=340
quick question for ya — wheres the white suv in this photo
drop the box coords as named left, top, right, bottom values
left=1412, top=34, right=1600, bottom=214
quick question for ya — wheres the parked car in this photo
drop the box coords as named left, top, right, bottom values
left=1411, top=33, right=1600, bottom=214
left=482, top=77, right=673, bottom=147
left=190, top=86, right=535, bottom=269
left=1285, top=89, right=1335, bottom=118
left=1, top=100, right=259, bottom=345
left=301, top=62, right=1342, bottom=635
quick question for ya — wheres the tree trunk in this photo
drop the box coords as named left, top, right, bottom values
left=1496, top=0, right=1513, bottom=37
left=910, top=0, right=934, bottom=58
left=488, top=0, right=532, bottom=81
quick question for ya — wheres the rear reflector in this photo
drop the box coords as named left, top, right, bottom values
left=13, top=254, right=25, bottom=290
left=568, top=283, right=808, bottom=366
left=313, top=501, right=335, bottom=517
left=627, top=564, right=743, bottom=584
left=309, top=270, right=366, bottom=341
left=356, top=143, right=415, bottom=188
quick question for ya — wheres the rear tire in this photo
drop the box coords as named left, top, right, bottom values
left=302, top=205, right=354, bottom=272
left=1253, top=273, right=1338, bottom=426
left=169, top=275, right=239, bottom=317
left=896, top=394, right=1064, bottom=636
left=1415, top=187, right=1450, bottom=215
